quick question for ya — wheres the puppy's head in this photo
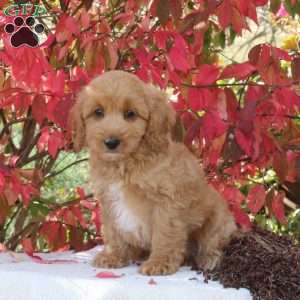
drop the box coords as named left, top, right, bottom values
left=70, top=70, right=175, bottom=162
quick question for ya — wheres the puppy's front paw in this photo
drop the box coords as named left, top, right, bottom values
left=139, top=259, right=179, bottom=276
left=92, top=251, right=129, bottom=269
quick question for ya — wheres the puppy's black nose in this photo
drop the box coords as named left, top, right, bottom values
left=104, top=138, right=120, bottom=150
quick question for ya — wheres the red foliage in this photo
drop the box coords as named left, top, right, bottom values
left=0, top=0, right=299, bottom=250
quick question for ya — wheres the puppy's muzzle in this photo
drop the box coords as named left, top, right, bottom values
left=104, top=137, right=121, bottom=150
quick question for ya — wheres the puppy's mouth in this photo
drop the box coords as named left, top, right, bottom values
left=102, top=150, right=125, bottom=161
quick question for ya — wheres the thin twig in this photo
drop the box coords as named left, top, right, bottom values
left=0, top=117, right=29, bottom=139
left=259, top=114, right=300, bottom=120
left=44, top=158, right=88, bottom=180
left=0, top=109, right=18, bottom=153
left=50, top=193, right=94, bottom=210
left=2, top=203, right=22, bottom=233
left=181, top=81, right=298, bottom=89
left=5, top=222, right=39, bottom=250
left=21, top=151, right=48, bottom=167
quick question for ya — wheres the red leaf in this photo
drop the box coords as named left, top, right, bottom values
left=196, top=64, right=220, bottom=85
left=232, top=206, right=251, bottom=229
left=37, top=128, right=50, bottom=152
left=69, top=227, right=85, bottom=251
left=0, top=172, right=5, bottom=193
left=208, top=132, right=227, bottom=166
left=21, top=238, right=34, bottom=256
left=247, top=185, right=266, bottom=213
left=273, top=47, right=291, bottom=61
left=49, top=96, right=75, bottom=129
left=225, top=88, right=238, bottom=122
left=168, top=36, right=189, bottom=73
left=32, top=95, right=47, bottom=125
left=62, top=209, right=77, bottom=226
left=216, top=0, right=231, bottom=29
left=220, top=62, right=256, bottom=80
left=48, top=131, right=64, bottom=158
left=148, top=278, right=157, bottom=285
left=46, top=70, right=66, bottom=97
left=80, top=10, right=91, bottom=28
left=81, top=199, right=95, bottom=210
left=40, top=222, right=60, bottom=246
left=245, top=85, right=268, bottom=102
left=231, top=6, right=248, bottom=34
left=248, top=44, right=263, bottom=65
left=71, top=205, right=88, bottom=228
left=235, top=129, right=252, bottom=155
left=39, top=222, right=67, bottom=250
left=271, top=192, right=287, bottom=224
left=184, top=118, right=202, bottom=145
left=95, top=271, right=123, bottom=279
left=65, top=15, right=80, bottom=36
left=92, top=204, right=102, bottom=234
left=222, top=186, right=245, bottom=206
left=202, top=111, right=227, bottom=140
left=237, top=100, right=257, bottom=134
left=77, top=187, right=85, bottom=200
left=154, top=30, right=169, bottom=49
left=188, top=88, right=212, bottom=111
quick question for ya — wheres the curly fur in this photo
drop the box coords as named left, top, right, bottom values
left=70, top=70, right=237, bottom=276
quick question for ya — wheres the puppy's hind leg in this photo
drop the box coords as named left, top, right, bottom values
left=195, top=210, right=237, bottom=271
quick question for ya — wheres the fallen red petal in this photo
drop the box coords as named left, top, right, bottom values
left=95, top=271, right=123, bottom=278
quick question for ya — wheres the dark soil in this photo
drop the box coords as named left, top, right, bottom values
left=200, top=227, right=300, bottom=300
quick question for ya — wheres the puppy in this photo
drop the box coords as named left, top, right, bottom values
left=70, top=70, right=237, bottom=276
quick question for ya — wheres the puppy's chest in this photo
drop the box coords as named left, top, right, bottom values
left=105, top=182, right=150, bottom=245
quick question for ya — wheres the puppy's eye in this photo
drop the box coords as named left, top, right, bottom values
left=124, top=110, right=137, bottom=120
left=94, top=108, right=104, bottom=118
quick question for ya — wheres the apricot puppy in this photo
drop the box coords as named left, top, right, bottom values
left=70, top=70, right=237, bottom=276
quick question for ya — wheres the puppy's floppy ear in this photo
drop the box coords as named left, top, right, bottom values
left=68, top=91, right=86, bottom=152
left=143, top=84, right=176, bottom=151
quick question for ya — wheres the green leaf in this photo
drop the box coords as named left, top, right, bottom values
left=29, top=200, right=49, bottom=218
left=216, top=31, right=226, bottom=49
left=284, top=0, right=300, bottom=17
left=59, top=0, right=68, bottom=11
left=228, top=27, right=236, bottom=45
left=203, top=25, right=212, bottom=55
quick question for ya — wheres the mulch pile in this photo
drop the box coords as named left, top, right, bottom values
left=200, top=227, right=300, bottom=300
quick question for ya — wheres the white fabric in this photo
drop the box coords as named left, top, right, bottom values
left=0, top=246, right=252, bottom=300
